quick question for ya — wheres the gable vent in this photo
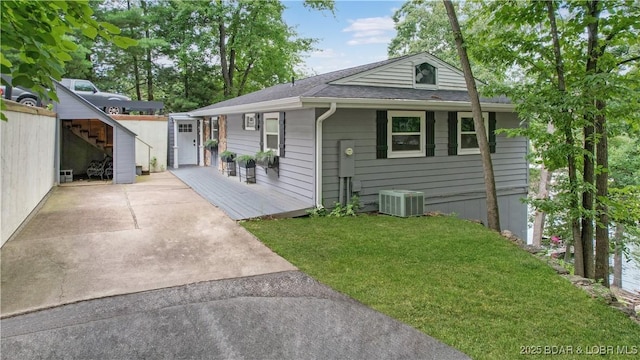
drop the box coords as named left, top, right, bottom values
left=378, top=190, right=424, bottom=217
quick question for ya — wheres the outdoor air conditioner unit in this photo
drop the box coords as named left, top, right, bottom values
left=378, top=190, right=425, bottom=217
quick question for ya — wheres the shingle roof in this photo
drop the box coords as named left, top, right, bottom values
left=191, top=53, right=509, bottom=113
left=311, top=85, right=510, bottom=103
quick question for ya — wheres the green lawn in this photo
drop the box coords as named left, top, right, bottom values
left=242, top=215, right=640, bottom=360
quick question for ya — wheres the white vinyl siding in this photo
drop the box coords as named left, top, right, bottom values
left=225, top=109, right=316, bottom=204
left=331, top=53, right=469, bottom=91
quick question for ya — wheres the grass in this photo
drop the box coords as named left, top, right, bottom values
left=242, top=214, right=640, bottom=360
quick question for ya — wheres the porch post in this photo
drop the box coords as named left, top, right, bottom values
left=198, top=118, right=204, bottom=166
left=172, top=117, right=179, bottom=169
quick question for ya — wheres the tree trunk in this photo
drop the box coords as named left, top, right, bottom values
left=581, top=0, right=602, bottom=280
left=564, top=239, right=573, bottom=263
left=531, top=210, right=545, bottom=247
left=532, top=124, right=554, bottom=247
left=594, top=100, right=609, bottom=286
left=545, top=1, right=582, bottom=271
left=581, top=123, right=595, bottom=279
left=236, top=59, right=254, bottom=97
left=585, top=0, right=609, bottom=287
left=127, top=0, right=142, bottom=101
left=218, top=5, right=231, bottom=97
left=612, top=223, right=624, bottom=288
left=133, top=55, right=142, bottom=101
left=443, top=0, right=500, bottom=232
left=146, top=49, right=153, bottom=100
left=141, top=0, right=153, bottom=101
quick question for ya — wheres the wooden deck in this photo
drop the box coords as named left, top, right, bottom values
left=170, top=166, right=313, bottom=220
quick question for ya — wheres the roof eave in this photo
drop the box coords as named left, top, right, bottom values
left=300, top=97, right=516, bottom=112
left=188, top=97, right=303, bottom=117
left=187, top=96, right=515, bottom=117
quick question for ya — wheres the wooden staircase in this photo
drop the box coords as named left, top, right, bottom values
left=63, top=119, right=113, bottom=156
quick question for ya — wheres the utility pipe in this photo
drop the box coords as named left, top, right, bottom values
left=315, top=102, right=337, bottom=208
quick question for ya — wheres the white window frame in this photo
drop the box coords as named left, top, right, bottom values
left=387, top=110, right=425, bottom=158
left=458, top=112, right=488, bottom=155
left=263, top=112, right=280, bottom=156
left=244, top=113, right=256, bottom=130
left=413, top=62, right=438, bottom=89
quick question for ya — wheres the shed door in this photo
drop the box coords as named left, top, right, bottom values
left=177, top=121, right=197, bottom=165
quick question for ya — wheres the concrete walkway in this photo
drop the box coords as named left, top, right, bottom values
left=1, top=172, right=295, bottom=317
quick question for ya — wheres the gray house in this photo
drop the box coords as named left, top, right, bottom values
left=189, top=53, right=528, bottom=238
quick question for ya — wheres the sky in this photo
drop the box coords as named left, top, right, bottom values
left=282, top=0, right=404, bottom=75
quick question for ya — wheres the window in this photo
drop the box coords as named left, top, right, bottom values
left=178, top=123, right=193, bottom=132
left=243, top=113, right=256, bottom=130
left=74, top=80, right=97, bottom=92
left=263, top=112, right=280, bottom=155
left=415, top=62, right=436, bottom=86
left=210, top=117, right=219, bottom=140
left=387, top=111, right=425, bottom=158
left=457, top=112, right=487, bottom=155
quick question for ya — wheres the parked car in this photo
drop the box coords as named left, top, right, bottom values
left=1, top=76, right=130, bottom=114
left=60, top=78, right=131, bottom=115
left=0, top=84, right=42, bottom=106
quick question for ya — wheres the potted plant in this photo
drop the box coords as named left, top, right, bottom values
left=219, top=150, right=236, bottom=163
left=237, top=154, right=256, bottom=183
left=255, top=150, right=278, bottom=168
left=255, top=149, right=279, bottom=177
left=204, top=138, right=218, bottom=151
left=237, top=154, right=256, bottom=168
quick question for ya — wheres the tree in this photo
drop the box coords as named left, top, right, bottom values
left=388, top=0, right=499, bottom=83
left=608, top=135, right=640, bottom=288
left=213, top=0, right=316, bottom=98
left=467, top=0, right=640, bottom=284
left=389, top=0, right=457, bottom=64
left=90, top=0, right=169, bottom=101
left=80, top=0, right=333, bottom=112
left=443, top=0, right=500, bottom=232
left=0, top=0, right=135, bottom=120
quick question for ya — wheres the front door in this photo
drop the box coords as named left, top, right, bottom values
left=177, top=120, right=197, bottom=165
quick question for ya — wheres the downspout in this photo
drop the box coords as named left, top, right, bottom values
left=315, top=102, right=337, bottom=208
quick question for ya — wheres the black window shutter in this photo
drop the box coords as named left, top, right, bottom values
left=241, top=114, right=246, bottom=130
left=376, top=110, right=388, bottom=159
left=425, top=111, right=435, bottom=157
left=448, top=111, right=458, bottom=155
left=489, top=112, right=497, bottom=153
left=259, top=114, right=264, bottom=151
left=279, top=112, right=286, bottom=157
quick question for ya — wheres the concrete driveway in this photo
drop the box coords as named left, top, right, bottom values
left=1, top=172, right=295, bottom=317
left=1, top=172, right=470, bottom=359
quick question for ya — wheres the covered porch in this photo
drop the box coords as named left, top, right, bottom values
left=171, top=166, right=313, bottom=220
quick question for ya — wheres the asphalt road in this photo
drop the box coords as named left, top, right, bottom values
left=1, top=271, right=471, bottom=360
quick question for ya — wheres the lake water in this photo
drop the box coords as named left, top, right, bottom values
left=527, top=227, right=640, bottom=293
left=618, top=244, right=640, bottom=293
